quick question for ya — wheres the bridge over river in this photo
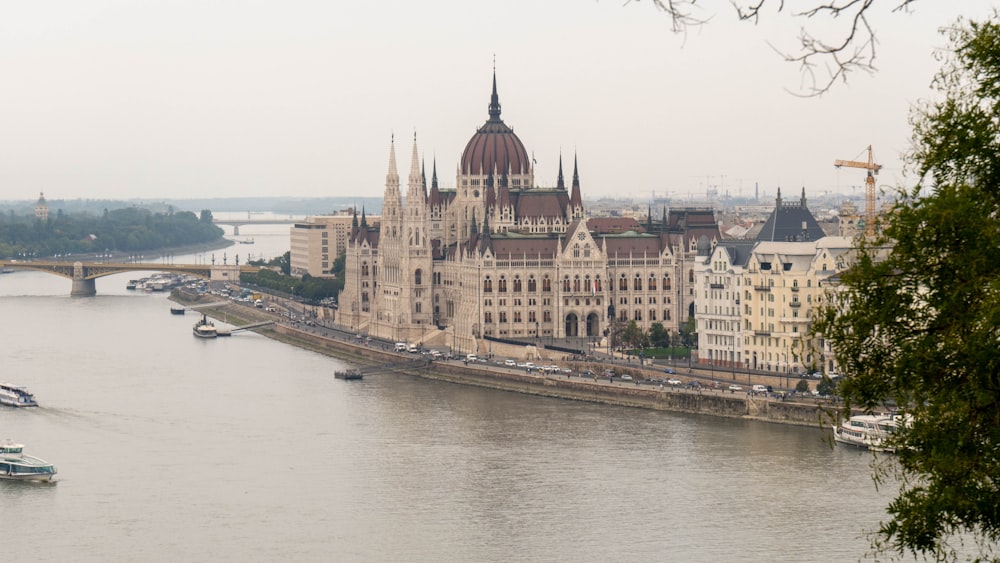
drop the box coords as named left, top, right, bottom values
left=0, top=260, right=261, bottom=296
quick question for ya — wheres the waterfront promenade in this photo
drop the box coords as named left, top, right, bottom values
left=176, top=290, right=838, bottom=430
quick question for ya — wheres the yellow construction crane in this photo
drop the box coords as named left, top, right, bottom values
left=834, top=145, right=881, bottom=236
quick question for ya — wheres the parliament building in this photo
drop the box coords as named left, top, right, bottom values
left=338, top=74, right=721, bottom=354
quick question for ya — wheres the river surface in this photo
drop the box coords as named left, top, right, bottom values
left=1, top=227, right=907, bottom=562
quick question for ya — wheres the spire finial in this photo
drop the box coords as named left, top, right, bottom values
left=488, top=66, right=501, bottom=121
left=557, top=151, right=565, bottom=189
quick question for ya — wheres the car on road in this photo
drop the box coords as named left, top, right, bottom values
left=504, top=359, right=516, bottom=367
left=582, top=370, right=595, bottom=377
left=686, top=380, right=702, bottom=389
left=752, top=384, right=769, bottom=393
left=666, top=378, right=683, bottom=386
left=728, top=384, right=743, bottom=391
left=663, top=368, right=676, bottom=374
left=620, top=374, right=634, bottom=381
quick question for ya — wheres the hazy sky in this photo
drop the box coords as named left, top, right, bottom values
left=1, top=1, right=993, bottom=203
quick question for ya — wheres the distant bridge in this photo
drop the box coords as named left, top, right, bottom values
left=0, top=260, right=261, bottom=296
left=213, top=214, right=304, bottom=235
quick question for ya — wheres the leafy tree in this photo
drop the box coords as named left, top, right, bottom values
left=794, top=379, right=810, bottom=394
left=815, top=12, right=1000, bottom=561
left=648, top=322, right=669, bottom=348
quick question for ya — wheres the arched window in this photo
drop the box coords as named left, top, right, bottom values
left=513, top=276, right=522, bottom=292
left=619, top=275, right=628, bottom=291
left=573, top=244, right=580, bottom=258
left=648, top=274, right=657, bottom=291
left=650, top=309, right=656, bottom=321
left=595, top=276, right=602, bottom=292
left=573, top=276, right=581, bottom=293
left=414, top=269, right=422, bottom=285
left=563, top=276, right=571, bottom=292
left=361, top=262, right=369, bottom=276
left=664, top=275, right=671, bottom=291
left=528, top=276, right=537, bottom=292
left=635, top=309, right=643, bottom=321
left=584, top=244, right=591, bottom=258
left=499, top=276, right=507, bottom=292
left=634, top=274, right=642, bottom=291
left=484, top=311, right=493, bottom=323
left=542, top=276, right=552, bottom=292
left=688, top=269, right=695, bottom=283
left=484, top=277, right=493, bottom=293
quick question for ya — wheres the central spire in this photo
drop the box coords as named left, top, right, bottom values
left=488, top=69, right=501, bottom=121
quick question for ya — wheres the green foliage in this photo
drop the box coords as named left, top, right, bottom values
left=621, top=320, right=646, bottom=349
left=241, top=267, right=342, bottom=303
left=815, top=12, right=1000, bottom=560
left=648, top=322, right=669, bottom=348
left=794, top=379, right=810, bottom=394
left=814, top=376, right=837, bottom=398
left=0, top=207, right=223, bottom=258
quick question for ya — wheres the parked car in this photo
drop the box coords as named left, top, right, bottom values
left=752, top=384, right=769, bottom=393
left=504, top=359, right=516, bottom=367
left=620, top=374, right=634, bottom=381
left=663, top=368, right=676, bottom=374
left=728, top=384, right=743, bottom=391
left=667, top=378, right=683, bottom=386
left=687, top=380, right=702, bottom=389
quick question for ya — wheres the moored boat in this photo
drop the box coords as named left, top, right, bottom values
left=335, top=369, right=363, bottom=380
left=193, top=314, right=218, bottom=338
left=0, top=383, right=38, bottom=407
left=170, top=307, right=186, bottom=315
left=833, top=412, right=908, bottom=452
left=0, top=442, right=57, bottom=482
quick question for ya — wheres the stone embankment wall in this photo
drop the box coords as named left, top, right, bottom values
left=175, top=291, right=833, bottom=429
left=270, top=323, right=831, bottom=429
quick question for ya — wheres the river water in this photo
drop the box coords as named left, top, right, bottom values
left=1, top=225, right=905, bottom=562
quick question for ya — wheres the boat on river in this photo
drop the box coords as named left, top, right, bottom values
left=0, top=383, right=38, bottom=407
left=833, top=412, right=908, bottom=452
left=335, top=369, right=363, bottom=380
left=170, top=307, right=186, bottom=315
left=0, top=442, right=57, bottom=482
left=193, top=314, right=218, bottom=338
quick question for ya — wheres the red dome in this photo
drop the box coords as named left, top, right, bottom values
left=460, top=75, right=530, bottom=178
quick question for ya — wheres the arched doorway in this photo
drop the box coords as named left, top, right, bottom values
left=565, top=313, right=579, bottom=337
left=586, top=312, right=599, bottom=337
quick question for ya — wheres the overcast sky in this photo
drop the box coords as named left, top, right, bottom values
left=1, top=1, right=993, bottom=203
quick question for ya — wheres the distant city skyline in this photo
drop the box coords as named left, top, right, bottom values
left=1, top=2, right=990, bottom=202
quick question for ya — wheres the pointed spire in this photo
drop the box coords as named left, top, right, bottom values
left=662, top=205, right=667, bottom=226
left=572, top=153, right=580, bottom=189
left=351, top=206, right=359, bottom=229
left=386, top=134, right=399, bottom=188
left=488, top=68, right=501, bottom=121
left=556, top=152, right=565, bottom=189
left=407, top=131, right=423, bottom=202
left=431, top=157, right=439, bottom=190
left=470, top=209, right=478, bottom=236
left=646, top=204, right=653, bottom=231
left=482, top=211, right=490, bottom=236
left=360, top=206, right=368, bottom=228
left=569, top=152, right=583, bottom=209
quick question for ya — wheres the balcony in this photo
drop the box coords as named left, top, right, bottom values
left=790, top=286, right=799, bottom=292
left=789, top=301, right=801, bottom=308
left=710, top=283, right=724, bottom=289
left=754, top=330, right=771, bottom=337
left=753, top=285, right=771, bottom=292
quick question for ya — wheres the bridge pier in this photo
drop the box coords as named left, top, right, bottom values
left=233, top=225, right=239, bottom=236
left=72, top=263, right=96, bottom=296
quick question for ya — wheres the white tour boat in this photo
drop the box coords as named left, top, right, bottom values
left=193, top=314, right=218, bottom=338
left=0, top=383, right=38, bottom=407
left=833, top=412, right=908, bottom=452
left=0, top=442, right=57, bottom=482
